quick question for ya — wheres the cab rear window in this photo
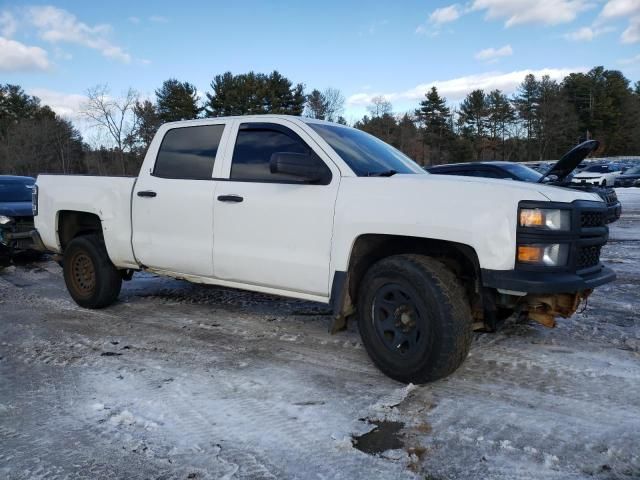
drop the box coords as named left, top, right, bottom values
left=154, top=125, right=225, bottom=180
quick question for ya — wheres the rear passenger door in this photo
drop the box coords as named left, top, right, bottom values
left=212, top=120, right=340, bottom=297
left=132, top=122, right=230, bottom=277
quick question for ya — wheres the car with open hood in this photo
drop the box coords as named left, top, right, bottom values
left=427, top=141, right=621, bottom=223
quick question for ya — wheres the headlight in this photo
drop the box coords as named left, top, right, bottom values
left=517, top=243, right=569, bottom=266
left=519, top=208, right=571, bottom=231
left=0, top=215, right=14, bottom=225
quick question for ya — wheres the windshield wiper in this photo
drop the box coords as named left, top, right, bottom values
left=367, top=169, right=397, bottom=177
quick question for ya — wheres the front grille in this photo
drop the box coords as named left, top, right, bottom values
left=581, top=211, right=605, bottom=228
left=577, top=244, right=602, bottom=269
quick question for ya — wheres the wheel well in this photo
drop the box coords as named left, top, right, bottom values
left=347, top=234, right=480, bottom=296
left=57, top=211, right=103, bottom=250
left=341, top=234, right=481, bottom=317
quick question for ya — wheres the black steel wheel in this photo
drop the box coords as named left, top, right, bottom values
left=371, top=283, right=427, bottom=361
left=357, top=254, right=472, bottom=384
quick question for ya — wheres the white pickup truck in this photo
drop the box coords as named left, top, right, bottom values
left=33, top=115, right=615, bottom=383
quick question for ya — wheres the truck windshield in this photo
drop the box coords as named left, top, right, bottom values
left=308, top=123, right=425, bottom=177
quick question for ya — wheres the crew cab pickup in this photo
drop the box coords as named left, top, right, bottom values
left=33, top=115, right=616, bottom=383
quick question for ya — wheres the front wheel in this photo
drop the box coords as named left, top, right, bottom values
left=357, top=254, right=472, bottom=384
left=601, top=179, right=607, bottom=186
left=63, top=235, right=122, bottom=309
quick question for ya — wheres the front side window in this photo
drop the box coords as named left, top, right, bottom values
left=231, top=123, right=331, bottom=183
left=308, top=123, right=424, bottom=176
left=154, top=124, right=225, bottom=180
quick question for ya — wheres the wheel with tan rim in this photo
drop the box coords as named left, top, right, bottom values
left=63, top=234, right=122, bottom=308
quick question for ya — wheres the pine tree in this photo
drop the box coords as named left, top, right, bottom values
left=513, top=74, right=539, bottom=161
left=205, top=71, right=304, bottom=117
left=415, top=86, right=452, bottom=164
left=305, top=89, right=327, bottom=119
left=155, top=79, right=202, bottom=122
left=459, top=89, right=489, bottom=160
left=130, top=100, right=161, bottom=152
left=486, top=90, right=515, bottom=160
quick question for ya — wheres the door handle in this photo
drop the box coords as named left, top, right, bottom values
left=137, top=190, right=157, bottom=198
left=217, top=194, right=243, bottom=203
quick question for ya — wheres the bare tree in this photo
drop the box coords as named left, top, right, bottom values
left=82, top=85, right=138, bottom=175
left=323, top=87, right=345, bottom=122
left=367, top=95, right=393, bottom=118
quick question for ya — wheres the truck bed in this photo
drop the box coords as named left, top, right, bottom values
left=35, top=175, right=139, bottom=269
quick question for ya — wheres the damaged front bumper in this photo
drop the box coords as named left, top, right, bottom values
left=479, top=199, right=615, bottom=328
left=0, top=227, right=47, bottom=253
left=481, top=265, right=616, bottom=295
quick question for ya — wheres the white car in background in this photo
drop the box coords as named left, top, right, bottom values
left=571, top=164, right=622, bottom=186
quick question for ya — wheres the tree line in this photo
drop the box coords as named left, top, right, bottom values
left=1, top=66, right=638, bottom=176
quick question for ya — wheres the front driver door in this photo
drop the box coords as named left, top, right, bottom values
left=212, top=120, right=340, bottom=297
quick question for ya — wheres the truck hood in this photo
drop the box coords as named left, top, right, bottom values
left=408, top=173, right=601, bottom=203
left=540, top=140, right=599, bottom=183
left=0, top=201, right=33, bottom=218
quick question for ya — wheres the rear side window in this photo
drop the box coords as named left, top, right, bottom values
left=154, top=125, right=225, bottom=180
left=230, top=124, right=330, bottom=183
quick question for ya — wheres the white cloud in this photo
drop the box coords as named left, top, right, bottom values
left=429, top=4, right=462, bottom=24
left=149, top=15, right=168, bottom=23
left=28, top=6, right=131, bottom=63
left=565, top=26, right=596, bottom=41
left=416, top=4, right=461, bottom=36
left=0, top=37, right=50, bottom=72
left=346, top=67, right=585, bottom=106
left=471, top=0, right=593, bottom=27
left=618, top=53, right=640, bottom=65
left=128, top=16, right=140, bottom=24
left=475, top=44, right=513, bottom=62
left=564, top=25, right=614, bottom=41
left=27, top=88, right=88, bottom=120
left=0, top=11, right=17, bottom=37
left=621, top=16, right=640, bottom=43
left=596, top=1, right=640, bottom=44
left=600, top=0, right=640, bottom=19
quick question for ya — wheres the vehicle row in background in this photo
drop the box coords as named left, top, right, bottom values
left=614, top=165, right=640, bottom=187
left=0, top=175, right=42, bottom=261
left=427, top=140, right=622, bottom=224
left=529, top=157, right=640, bottom=187
left=571, top=163, right=622, bottom=186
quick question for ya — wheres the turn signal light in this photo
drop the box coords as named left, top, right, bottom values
left=517, top=245, right=543, bottom=263
left=519, top=209, right=544, bottom=227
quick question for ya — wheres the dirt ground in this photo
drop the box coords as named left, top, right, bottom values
left=1, top=189, right=639, bottom=480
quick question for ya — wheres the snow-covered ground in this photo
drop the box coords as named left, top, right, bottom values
left=1, top=189, right=639, bottom=480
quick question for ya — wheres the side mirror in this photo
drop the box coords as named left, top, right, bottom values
left=269, top=152, right=330, bottom=184
left=543, top=174, right=559, bottom=183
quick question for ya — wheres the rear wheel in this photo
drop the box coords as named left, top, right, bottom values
left=63, top=235, right=121, bottom=308
left=357, top=254, right=472, bottom=384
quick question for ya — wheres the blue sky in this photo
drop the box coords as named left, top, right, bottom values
left=1, top=0, right=639, bottom=126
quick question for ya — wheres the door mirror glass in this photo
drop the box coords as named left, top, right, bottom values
left=270, top=152, right=329, bottom=183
